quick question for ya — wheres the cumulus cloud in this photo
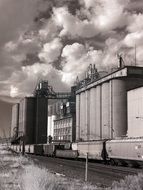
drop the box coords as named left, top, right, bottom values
left=2, top=63, right=69, bottom=99
left=127, top=13, right=143, bottom=32
left=39, top=18, right=58, bottom=41
left=1, top=0, right=143, bottom=102
left=53, top=7, right=97, bottom=38
left=61, top=43, right=104, bottom=84
left=38, top=38, right=63, bottom=63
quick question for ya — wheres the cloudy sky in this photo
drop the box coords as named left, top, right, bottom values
left=0, top=0, right=143, bottom=136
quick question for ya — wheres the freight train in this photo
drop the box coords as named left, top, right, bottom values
left=10, top=137, right=143, bottom=167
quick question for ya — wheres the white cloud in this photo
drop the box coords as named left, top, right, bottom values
left=39, top=18, right=58, bottom=41
left=53, top=7, right=98, bottom=38
left=3, top=63, right=69, bottom=98
left=10, top=85, right=18, bottom=98
left=1, top=0, right=143, bottom=102
left=38, top=38, right=63, bottom=63
left=127, top=13, right=143, bottom=32
left=124, top=32, right=143, bottom=47
left=4, top=41, right=17, bottom=52
left=83, top=0, right=129, bottom=30
left=61, top=43, right=104, bottom=84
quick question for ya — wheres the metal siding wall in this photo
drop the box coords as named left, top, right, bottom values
left=101, top=82, right=110, bottom=139
left=76, top=94, right=80, bottom=141
left=89, top=88, right=97, bottom=140
left=112, top=79, right=127, bottom=138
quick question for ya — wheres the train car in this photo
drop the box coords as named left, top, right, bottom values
left=43, top=144, right=55, bottom=156
left=29, top=144, right=34, bottom=154
left=106, top=138, right=143, bottom=166
left=43, top=142, right=71, bottom=157
left=19, top=144, right=22, bottom=152
left=55, top=149, right=78, bottom=159
left=77, top=140, right=106, bottom=160
left=72, top=143, right=78, bottom=151
left=13, top=145, right=18, bottom=152
left=34, top=144, right=43, bottom=155
left=63, top=143, right=71, bottom=150
left=25, top=145, right=30, bottom=153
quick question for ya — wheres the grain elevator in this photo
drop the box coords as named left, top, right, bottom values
left=76, top=66, right=143, bottom=141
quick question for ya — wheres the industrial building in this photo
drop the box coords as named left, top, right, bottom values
left=76, top=66, right=143, bottom=141
left=11, top=80, right=76, bottom=144
left=53, top=101, right=76, bottom=142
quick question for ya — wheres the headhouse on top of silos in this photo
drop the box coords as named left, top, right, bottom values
left=76, top=66, right=143, bottom=142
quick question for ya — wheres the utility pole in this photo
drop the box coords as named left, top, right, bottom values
left=21, top=135, right=25, bottom=155
left=85, top=152, right=88, bottom=182
left=135, top=44, right=137, bottom=66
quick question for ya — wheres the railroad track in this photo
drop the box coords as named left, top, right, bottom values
left=27, top=155, right=143, bottom=187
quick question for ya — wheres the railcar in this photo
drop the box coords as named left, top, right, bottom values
left=76, top=140, right=107, bottom=161
left=25, top=145, right=30, bottom=153
left=55, top=150, right=78, bottom=159
left=34, top=144, right=44, bottom=155
left=29, top=144, right=34, bottom=154
left=106, top=137, right=143, bottom=167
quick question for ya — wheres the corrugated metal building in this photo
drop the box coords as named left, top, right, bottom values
left=76, top=66, right=143, bottom=141
left=127, top=86, right=143, bottom=137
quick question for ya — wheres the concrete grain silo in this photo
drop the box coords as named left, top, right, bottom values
left=76, top=66, right=143, bottom=141
left=85, top=90, right=90, bottom=141
left=76, top=94, right=80, bottom=140
left=89, top=88, right=96, bottom=140
left=79, top=92, right=86, bottom=140
left=111, top=79, right=127, bottom=137
left=101, top=82, right=110, bottom=139
left=94, top=85, right=102, bottom=140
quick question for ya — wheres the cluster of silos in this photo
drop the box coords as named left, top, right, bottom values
left=76, top=66, right=143, bottom=141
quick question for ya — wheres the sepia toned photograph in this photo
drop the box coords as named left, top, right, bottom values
left=0, top=0, right=143, bottom=189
